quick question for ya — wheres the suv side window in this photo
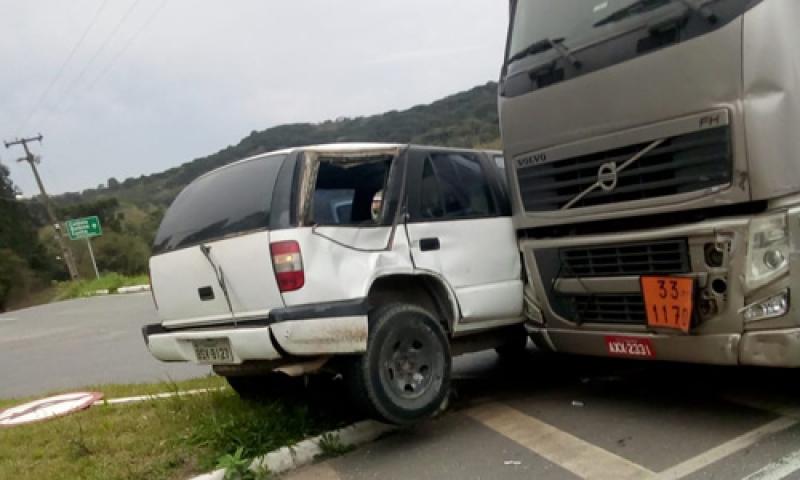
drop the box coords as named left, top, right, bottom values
left=416, top=152, right=495, bottom=220
left=311, top=156, right=393, bottom=226
left=420, top=158, right=444, bottom=219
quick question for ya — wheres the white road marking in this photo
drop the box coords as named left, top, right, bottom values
left=743, top=449, right=800, bottom=480
left=0, top=317, right=17, bottom=322
left=467, top=402, right=655, bottom=480
left=656, top=417, right=798, bottom=480
left=722, top=393, right=800, bottom=420
left=95, top=388, right=222, bottom=406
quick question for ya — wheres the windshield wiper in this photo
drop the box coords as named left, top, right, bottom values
left=505, top=37, right=582, bottom=69
left=677, top=0, right=718, bottom=23
left=594, top=0, right=717, bottom=28
left=200, top=244, right=237, bottom=325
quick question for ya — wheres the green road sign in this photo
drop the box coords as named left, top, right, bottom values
left=66, top=216, right=102, bottom=240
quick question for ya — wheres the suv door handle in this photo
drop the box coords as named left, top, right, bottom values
left=198, top=286, right=215, bottom=301
left=419, top=237, right=440, bottom=252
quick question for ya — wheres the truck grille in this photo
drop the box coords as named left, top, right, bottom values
left=559, top=238, right=690, bottom=278
left=517, top=126, right=731, bottom=212
left=571, top=294, right=646, bottom=325
left=534, top=238, right=692, bottom=326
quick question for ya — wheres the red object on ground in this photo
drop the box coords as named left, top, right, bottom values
left=0, top=391, right=104, bottom=428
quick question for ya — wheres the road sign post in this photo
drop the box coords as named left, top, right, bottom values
left=66, top=216, right=103, bottom=279
left=86, top=238, right=100, bottom=279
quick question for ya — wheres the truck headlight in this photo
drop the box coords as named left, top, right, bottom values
left=741, top=290, right=790, bottom=322
left=745, top=213, right=790, bottom=291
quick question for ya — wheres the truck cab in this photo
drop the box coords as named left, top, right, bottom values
left=142, top=143, right=524, bottom=423
left=500, top=0, right=800, bottom=367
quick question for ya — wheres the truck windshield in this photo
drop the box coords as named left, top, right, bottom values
left=508, top=0, right=629, bottom=61
left=153, top=154, right=288, bottom=254
left=505, top=0, right=753, bottom=96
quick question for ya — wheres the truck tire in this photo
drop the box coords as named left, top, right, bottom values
left=347, top=303, right=451, bottom=425
left=495, top=325, right=529, bottom=360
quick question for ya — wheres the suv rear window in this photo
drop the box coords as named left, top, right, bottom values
left=153, top=154, right=288, bottom=254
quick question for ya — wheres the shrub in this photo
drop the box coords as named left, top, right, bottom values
left=0, top=249, right=36, bottom=311
left=93, top=232, right=150, bottom=276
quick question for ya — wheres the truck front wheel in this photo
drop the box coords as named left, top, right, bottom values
left=347, top=303, right=451, bottom=425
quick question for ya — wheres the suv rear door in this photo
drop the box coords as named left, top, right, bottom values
left=404, top=149, right=522, bottom=325
left=150, top=153, right=296, bottom=328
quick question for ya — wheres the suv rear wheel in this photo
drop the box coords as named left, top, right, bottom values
left=347, top=303, right=451, bottom=425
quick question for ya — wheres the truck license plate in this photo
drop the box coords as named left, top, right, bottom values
left=192, top=339, right=235, bottom=364
left=605, top=336, right=655, bottom=358
left=641, top=276, right=694, bottom=333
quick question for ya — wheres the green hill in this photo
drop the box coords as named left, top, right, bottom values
left=57, top=81, right=500, bottom=209
left=12, top=81, right=502, bottom=290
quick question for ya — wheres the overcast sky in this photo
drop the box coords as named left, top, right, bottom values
left=1, top=0, right=508, bottom=195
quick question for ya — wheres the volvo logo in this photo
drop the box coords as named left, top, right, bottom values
left=516, top=152, right=548, bottom=168
left=597, top=162, right=618, bottom=192
left=561, top=138, right=665, bottom=210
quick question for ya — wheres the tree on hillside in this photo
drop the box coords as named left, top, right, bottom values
left=0, top=249, right=32, bottom=312
left=93, top=232, right=149, bottom=276
left=0, top=162, right=57, bottom=309
left=0, top=162, right=51, bottom=270
left=53, top=82, right=501, bottom=210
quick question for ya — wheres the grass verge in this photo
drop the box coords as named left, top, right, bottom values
left=0, top=376, right=352, bottom=480
left=54, top=273, right=150, bottom=301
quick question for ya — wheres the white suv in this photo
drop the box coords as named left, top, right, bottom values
left=142, top=143, right=523, bottom=424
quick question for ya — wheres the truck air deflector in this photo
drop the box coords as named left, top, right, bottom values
left=502, top=0, right=763, bottom=98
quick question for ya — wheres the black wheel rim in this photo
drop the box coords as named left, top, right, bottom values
left=379, top=326, right=443, bottom=403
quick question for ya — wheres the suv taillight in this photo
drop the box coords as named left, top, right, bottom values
left=270, top=241, right=305, bottom=292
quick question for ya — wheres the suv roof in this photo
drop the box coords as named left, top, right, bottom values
left=198, top=143, right=501, bottom=182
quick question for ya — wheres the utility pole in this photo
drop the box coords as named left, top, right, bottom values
left=4, top=135, right=80, bottom=280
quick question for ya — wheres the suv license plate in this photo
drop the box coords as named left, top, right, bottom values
left=192, top=339, right=235, bottom=364
left=641, top=276, right=694, bottom=333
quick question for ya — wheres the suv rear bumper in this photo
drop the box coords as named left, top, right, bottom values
left=142, top=299, right=368, bottom=364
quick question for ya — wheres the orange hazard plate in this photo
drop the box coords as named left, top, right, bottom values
left=641, top=276, right=694, bottom=333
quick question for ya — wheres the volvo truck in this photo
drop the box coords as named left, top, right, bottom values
left=500, top=0, right=800, bottom=366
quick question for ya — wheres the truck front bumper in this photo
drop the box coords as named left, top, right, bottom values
left=527, top=324, right=800, bottom=368
left=142, top=299, right=368, bottom=364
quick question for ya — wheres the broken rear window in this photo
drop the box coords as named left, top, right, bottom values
left=311, top=157, right=392, bottom=226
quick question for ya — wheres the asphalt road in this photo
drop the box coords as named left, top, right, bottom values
left=7, top=295, right=800, bottom=479
left=0, top=293, right=208, bottom=399
left=289, top=353, right=800, bottom=480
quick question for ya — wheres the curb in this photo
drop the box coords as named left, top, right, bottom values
left=87, top=284, right=150, bottom=297
left=189, top=420, right=397, bottom=480
left=116, top=284, right=151, bottom=294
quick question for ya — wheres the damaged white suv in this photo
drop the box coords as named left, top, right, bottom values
left=142, top=143, right=523, bottom=424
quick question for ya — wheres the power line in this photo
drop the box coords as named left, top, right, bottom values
left=4, top=135, right=80, bottom=280
left=17, top=0, right=111, bottom=136
left=43, top=0, right=145, bottom=122
left=61, top=0, right=171, bottom=113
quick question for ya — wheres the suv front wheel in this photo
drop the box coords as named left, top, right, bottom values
left=347, top=303, right=451, bottom=425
